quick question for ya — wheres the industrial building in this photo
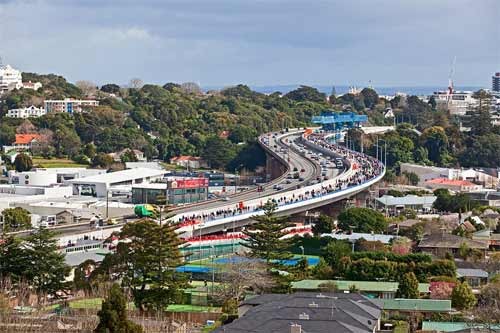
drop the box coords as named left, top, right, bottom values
left=67, top=168, right=167, bottom=197
left=8, top=168, right=105, bottom=186
left=375, top=195, right=436, bottom=214
left=132, top=177, right=209, bottom=205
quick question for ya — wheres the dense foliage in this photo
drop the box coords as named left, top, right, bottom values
left=337, top=207, right=387, bottom=233
left=95, top=283, right=143, bottom=333
left=0, top=228, right=70, bottom=301
left=1, top=73, right=498, bottom=172
left=92, top=219, right=188, bottom=311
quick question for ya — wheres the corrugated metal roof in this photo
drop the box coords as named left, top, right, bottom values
left=291, top=280, right=430, bottom=293
left=382, top=299, right=451, bottom=312
left=375, top=195, right=436, bottom=206
left=456, top=268, right=489, bottom=278
left=422, top=321, right=500, bottom=332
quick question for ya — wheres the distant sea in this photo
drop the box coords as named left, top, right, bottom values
left=203, top=84, right=483, bottom=96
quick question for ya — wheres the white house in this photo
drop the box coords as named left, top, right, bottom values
left=21, top=81, right=42, bottom=91
left=108, top=149, right=147, bottom=162
left=0, top=64, right=22, bottom=93
left=6, top=105, right=46, bottom=118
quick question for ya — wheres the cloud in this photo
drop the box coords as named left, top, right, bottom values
left=0, top=0, right=498, bottom=87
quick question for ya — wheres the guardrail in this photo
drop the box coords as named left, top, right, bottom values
left=174, top=132, right=385, bottom=234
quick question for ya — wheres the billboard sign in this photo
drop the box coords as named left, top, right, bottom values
left=170, top=178, right=209, bottom=189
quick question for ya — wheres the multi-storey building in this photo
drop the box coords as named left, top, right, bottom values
left=492, top=72, right=500, bottom=94
left=44, top=98, right=99, bottom=114
left=0, top=64, right=22, bottom=93
left=432, top=90, right=477, bottom=116
left=6, top=105, right=46, bottom=118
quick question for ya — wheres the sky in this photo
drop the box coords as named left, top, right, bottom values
left=0, top=0, right=498, bottom=88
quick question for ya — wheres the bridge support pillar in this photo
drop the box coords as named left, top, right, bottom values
left=265, top=152, right=287, bottom=181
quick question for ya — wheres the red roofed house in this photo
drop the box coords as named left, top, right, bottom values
left=13, top=134, right=42, bottom=151
left=170, top=155, right=207, bottom=169
left=425, top=178, right=483, bottom=192
left=219, top=130, right=230, bottom=139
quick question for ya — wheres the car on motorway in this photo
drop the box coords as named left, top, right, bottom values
left=221, top=197, right=230, bottom=201
left=275, top=185, right=283, bottom=190
left=298, top=177, right=305, bottom=181
left=285, top=179, right=292, bottom=184
left=293, top=167, right=298, bottom=171
left=300, top=168, right=305, bottom=172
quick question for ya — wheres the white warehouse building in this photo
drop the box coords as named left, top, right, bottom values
left=68, top=168, right=167, bottom=197
left=8, top=168, right=106, bottom=187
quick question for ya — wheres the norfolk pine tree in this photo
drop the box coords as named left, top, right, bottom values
left=242, top=200, right=293, bottom=265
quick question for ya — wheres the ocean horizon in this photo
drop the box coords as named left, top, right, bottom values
left=203, top=84, right=484, bottom=96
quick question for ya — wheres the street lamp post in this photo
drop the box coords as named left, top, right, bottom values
left=210, top=245, right=215, bottom=296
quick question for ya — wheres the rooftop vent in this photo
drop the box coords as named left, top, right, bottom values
left=298, top=313, right=309, bottom=320
left=290, top=323, right=302, bottom=333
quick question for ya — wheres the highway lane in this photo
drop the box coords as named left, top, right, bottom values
left=172, top=131, right=320, bottom=215
left=25, top=130, right=321, bottom=239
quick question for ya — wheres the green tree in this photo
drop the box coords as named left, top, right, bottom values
left=459, top=134, right=500, bottom=168
left=120, top=149, right=138, bottom=163
left=312, top=214, right=335, bottom=236
left=360, top=88, right=379, bottom=109
left=100, top=83, right=121, bottom=95
left=242, top=201, right=293, bottom=265
left=396, top=272, right=420, bottom=299
left=337, top=207, right=387, bottom=233
left=1, top=207, right=31, bottom=232
left=284, top=85, right=326, bottom=103
left=95, top=283, right=143, bottom=333
left=14, top=153, right=32, bottom=172
left=470, top=90, right=493, bottom=136
left=22, top=228, right=71, bottom=301
left=92, top=153, right=114, bottom=168
left=451, top=281, right=476, bottom=310
left=312, top=258, right=334, bottom=279
left=322, top=239, right=352, bottom=269
left=105, top=219, right=188, bottom=311
left=202, top=136, right=237, bottom=170
left=420, top=126, right=449, bottom=165
left=0, top=123, right=15, bottom=146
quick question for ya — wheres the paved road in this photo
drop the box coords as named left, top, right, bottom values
left=172, top=131, right=320, bottom=215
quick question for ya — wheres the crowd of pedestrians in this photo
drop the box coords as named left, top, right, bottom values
left=175, top=133, right=384, bottom=225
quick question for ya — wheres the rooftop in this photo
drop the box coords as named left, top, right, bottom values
left=418, top=233, right=489, bottom=250
left=456, top=268, right=489, bottom=279
left=321, top=232, right=396, bottom=244
left=216, top=292, right=382, bottom=333
left=422, top=321, right=500, bottom=332
left=381, top=298, right=452, bottom=312
left=375, top=195, right=436, bottom=206
left=67, top=168, right=166, bottom=185
left=426, top=178, right=476, bottom=186
left=14, top=134, right=41, bottom=145
left=291, top=280, right=430, bottom=293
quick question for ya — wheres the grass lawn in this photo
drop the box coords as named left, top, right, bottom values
left=32, top=157, right=88, bottom=168
left=69, top=298, right=103, bottom=309
left=166, top=304, right=220, bottom=312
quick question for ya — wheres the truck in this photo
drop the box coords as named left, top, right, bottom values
left=134, top=204, right=157, bottom=218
